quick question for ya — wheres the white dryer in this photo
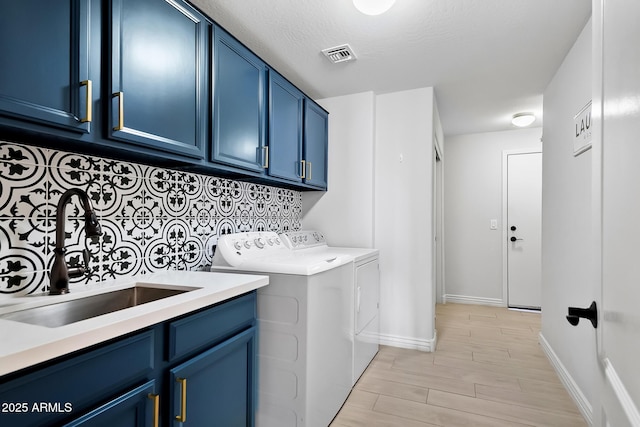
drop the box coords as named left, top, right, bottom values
left=211, top=232, right=354, bottom=427
left=280, top=231, right=380, bottom=384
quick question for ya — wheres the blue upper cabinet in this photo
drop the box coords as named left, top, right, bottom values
left=109, top=0, right=208, bottom=159
left=268, top=71, right=304, bottom=182
left=212, top=25, right=268, bottom=173
left=0, top=2, right=327, bottom=191
left=303, top=100, right=329, bottom=189
left=0, top=0, right=93, bottom=133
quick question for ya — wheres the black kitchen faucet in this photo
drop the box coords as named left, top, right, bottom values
left=49, top=188, right=102, bottom=295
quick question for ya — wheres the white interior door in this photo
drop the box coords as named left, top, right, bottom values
left=592, top=0, right=640, bottom=424
left=506, top=152, right=542, bottom=309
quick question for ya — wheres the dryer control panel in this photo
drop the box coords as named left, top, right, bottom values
left=280, top=230, right=327, bottom=250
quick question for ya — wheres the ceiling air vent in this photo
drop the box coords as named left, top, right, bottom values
left=322, top=44, right=357, bottom=64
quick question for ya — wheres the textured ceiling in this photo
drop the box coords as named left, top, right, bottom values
left=190, top=0, right=591, bottom=136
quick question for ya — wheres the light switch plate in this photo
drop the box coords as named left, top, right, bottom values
left=490, top=219, right=498, bottom=230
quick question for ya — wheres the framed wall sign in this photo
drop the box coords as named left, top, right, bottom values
left=574, top=100, right=592, bottom=156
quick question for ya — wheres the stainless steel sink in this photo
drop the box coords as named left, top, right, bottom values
left=0, top=286, right=190, bottom=328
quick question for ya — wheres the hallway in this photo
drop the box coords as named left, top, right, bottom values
left=331, top=303, right=587, bottom=426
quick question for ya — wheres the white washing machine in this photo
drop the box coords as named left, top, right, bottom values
left=211, top=232, right=354, bottom=427
left=279, top=231, right=380, bottom=385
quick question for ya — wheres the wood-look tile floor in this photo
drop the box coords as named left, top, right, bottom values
left=330, top=303, right=587, bottom=427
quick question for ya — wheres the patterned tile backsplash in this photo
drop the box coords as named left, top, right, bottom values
left=0, top=140, right=302, bottom=297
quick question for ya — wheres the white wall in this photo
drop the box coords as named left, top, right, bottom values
left=444, top=128, right=542, bottom=303
left=375, top=87, right=436, bottom=350
left=302, top=92, right=375, bottom=247
left=540, top=19, right=595, bottom=419
left=304, top=88, right=438, bottom=351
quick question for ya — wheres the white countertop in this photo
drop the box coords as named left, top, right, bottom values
left=0, top=271, right=268, bottom=377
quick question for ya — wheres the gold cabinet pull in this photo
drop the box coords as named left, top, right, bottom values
left=113, top=92, right=124, bottom=131
left=80, top=80, right=92, bottom=123
left=148, top=394, right=159, bottom=427
left=175, top=377, right=187, bottom=422
left=300, top=160, right=306, bottom=179
left=307, top=161, right=312, bottom=180
left=262, top=146, right=269, bottom=169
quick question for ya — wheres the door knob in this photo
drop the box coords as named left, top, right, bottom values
left=510, top=236, right=523, bottom=242
left=510, top=226, right=517, bottom=231
left=566, top=301, right=598, bottom=328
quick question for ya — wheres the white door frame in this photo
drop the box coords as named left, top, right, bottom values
left=592, top=0, right=640, bottom=423
left=433, top=134, right=445, bottom=304
left=501, top=148, right=542, bottom=307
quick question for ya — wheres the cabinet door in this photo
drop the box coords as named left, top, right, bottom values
left=0, top=331, right=154, bottom=427
left=0, top=0, right=92, bottom=133
left=303, top=100, right=329, bottom=189
left=212, top=26, right=267, bottom=173
left=110, top=0, right=207, bottom=159
left=170, top=327, right=256, bottom=426
left=268, top=71, right=303, bottom=182
left=62, top=381, right=157, bottom=427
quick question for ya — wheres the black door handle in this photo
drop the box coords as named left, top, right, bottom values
left=510, top=226, right=517, bottom=231
left=510, top=236, right=523, bottom=242
left=566, top=301, right=598, bottom=328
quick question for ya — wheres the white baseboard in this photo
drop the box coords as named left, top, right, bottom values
left=602, top=357, right=640, bottom=426
left=443, top=294, right=504, bottom=307
left=539, top=333, right=593, bottom=425
left=378, top=330, right=437, bottom=352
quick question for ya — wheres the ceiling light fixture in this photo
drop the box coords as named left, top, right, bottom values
left=511, top=113, right=536, bottom=127
left=352, top=0, right=396, bottom=15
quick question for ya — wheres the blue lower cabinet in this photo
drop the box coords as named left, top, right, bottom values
left=168, top=292, right=256, bottom=362
left=170, top=326, right=256, bottom=426
left=0, top=292, right=257, bottom=427
left=0, top=331, right=155, bottom=427
left=62, top=381, right=157, bottom=427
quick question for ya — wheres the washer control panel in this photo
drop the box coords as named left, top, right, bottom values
left=280, top=230, right=327, bottom=250
left=213, top=232, right=287, bottom=267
